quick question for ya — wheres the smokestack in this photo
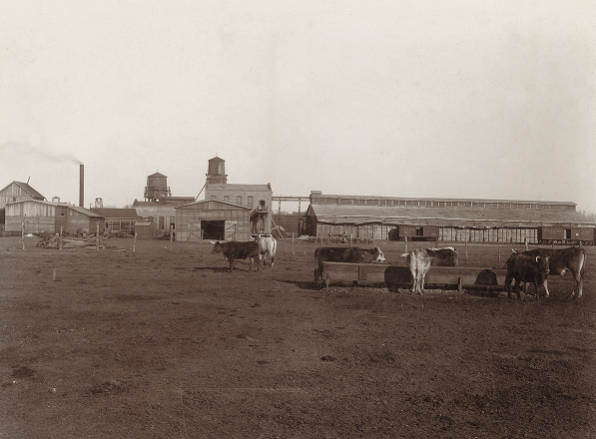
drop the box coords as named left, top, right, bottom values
left=79, top=164, right=84, bottom=208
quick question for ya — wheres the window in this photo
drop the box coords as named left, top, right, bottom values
left=247, top=196, right=253, bottom=208
left=416, top=227, right=424, bottom=236
left=236, top=195, right=242, bottom=205
left=223, top=195, right=229, bottom=202
left=210, top=195, right=217, bottom=200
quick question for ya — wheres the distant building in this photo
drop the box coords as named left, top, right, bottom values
left=133, top=171, right=195, bottom=235
left=304, top=192, right=595, bottom=244
left=204, top=156, right=273, bottom=235
left=176, top=200, right=252, bottom=241
left=5, top=199, right=104, bottom=235
left=0, top=181, right=47, bottom=231
left=91, top=208, right=139, bottom=235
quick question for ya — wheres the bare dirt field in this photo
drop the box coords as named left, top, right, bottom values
left=1, top=237, right=595, bottom=438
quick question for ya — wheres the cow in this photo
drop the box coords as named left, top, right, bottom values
left=401, top=247, right=458, bottom=294
left=504, top=253, right=550, bottom=300
left=211, top=240, right=260, bottom=271
left=314, top=246, right=386, bottom=282
left=256, top=235, right=277, bottom=268
left=517, top=247, right=586, bottom=299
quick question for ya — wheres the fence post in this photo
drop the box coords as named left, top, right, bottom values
left=404, top=236, right=408, bottom=253
left=59, top=225, right=63, bottom=250
left=291, top=232, right=295, bottom=256
left=465, top=239, right=468, bottom=264
left=21, top=220, right=25, bottom=250
left=96, top=223, right=100, bottom=251
left=169, top=224, right=174, bottom=250
left=133, top=231, right=137, bottom=254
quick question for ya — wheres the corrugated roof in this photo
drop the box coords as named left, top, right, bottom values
left=311, top=193, right=577, bottom=207
left=309, top=204, right=594, bottom=228
left=91, top=208, right=138, bottom=218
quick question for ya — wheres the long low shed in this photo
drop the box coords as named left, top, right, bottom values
left=306, top=204, right=596, bottom=244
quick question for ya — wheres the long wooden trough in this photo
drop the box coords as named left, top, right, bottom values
left=319, top=261, right=508, bottom=294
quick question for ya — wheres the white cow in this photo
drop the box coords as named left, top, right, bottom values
left=255, top=234, right=277, bottom=268
left=401, top=247, right=458, bottom=294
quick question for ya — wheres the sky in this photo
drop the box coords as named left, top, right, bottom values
left=0, top=1, right=594, bottom=212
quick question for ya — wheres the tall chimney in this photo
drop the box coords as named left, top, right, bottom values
left=79, top=164, right=84, bottom=208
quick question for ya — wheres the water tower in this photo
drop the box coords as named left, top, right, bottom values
left=144, top=172, right=171, bottom=202
left=206, top=156, right=227, bottom=185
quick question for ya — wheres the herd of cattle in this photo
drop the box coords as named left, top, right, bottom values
left=210, top=237, right=586, bottom=300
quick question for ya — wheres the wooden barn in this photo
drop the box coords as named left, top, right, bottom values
left=175, top=200, right=252, bottom=241
left=0, top=181, right=46, bottom=232
left=305, top=193, right=595, bottom=244
left=0, top=181, right=46, bottom=208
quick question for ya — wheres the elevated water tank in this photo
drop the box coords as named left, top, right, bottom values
left=144, top=172, right=171, bottom=201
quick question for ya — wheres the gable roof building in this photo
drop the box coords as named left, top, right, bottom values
left=0, top=181, right=46, bottom=208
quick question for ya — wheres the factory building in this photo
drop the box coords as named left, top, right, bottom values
left=304, top=192, right=595, bottom=245
left=175, top=157, right=273, bottom=241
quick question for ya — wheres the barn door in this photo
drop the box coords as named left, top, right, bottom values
left=224, top=221, right=237, bottom=241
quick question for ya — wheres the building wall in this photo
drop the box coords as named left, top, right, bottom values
left=5, top=201, right=56, bottom=233
left=205, top=185, right=272, bottom=210
left=313, top=222, right=549, bottom=244
left=176, top=202, right=251, bottom=241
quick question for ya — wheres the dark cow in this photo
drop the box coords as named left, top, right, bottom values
left=519, top=247, right=586, bottom=299
left=212, top=241, right=260, bottom=271
left=505, top=253, right=550, bottom=300
left=401, top=247, right=458, bottom=294
left=314, top=246, right=386, bottom=281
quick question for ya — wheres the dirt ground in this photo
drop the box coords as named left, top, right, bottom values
left=0, top=237, right=594, bottom=438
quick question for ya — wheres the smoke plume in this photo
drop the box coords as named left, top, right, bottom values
left=0, top=141, right=82, bottom=164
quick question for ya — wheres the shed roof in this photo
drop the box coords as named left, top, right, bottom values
left=91, top=208, right=139, bottom=218
left=308, top=204, right=594, bottom=228
left=148, top=172, right=167, bottom=178
left=68, top=205, right=104, bottom=218
left=311, top=193, right=577, bottom=207
left=0, top=181, right=46, bottom=200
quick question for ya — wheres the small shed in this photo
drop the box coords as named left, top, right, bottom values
left=175, top=200, right=251, bottom=241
